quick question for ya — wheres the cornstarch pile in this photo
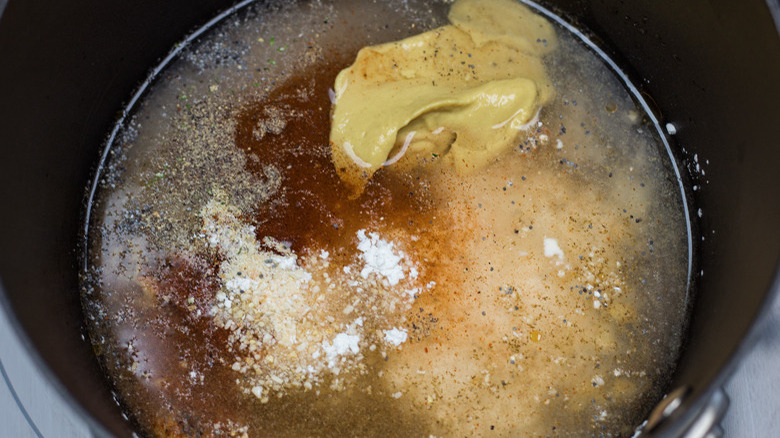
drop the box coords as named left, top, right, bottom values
left=201, top=194, right=421, bottom=402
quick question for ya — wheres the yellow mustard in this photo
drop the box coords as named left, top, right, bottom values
left=330, top=0, right=557, bottom=193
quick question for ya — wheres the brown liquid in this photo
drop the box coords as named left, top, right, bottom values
left=86, top=21, right=464, bottom=438
left=237, top=56, right=439, bottom=260
left=82, top=1, right=689, bottom=437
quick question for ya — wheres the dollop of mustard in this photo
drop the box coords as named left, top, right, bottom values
left=330, top=0, right=557, bottom=193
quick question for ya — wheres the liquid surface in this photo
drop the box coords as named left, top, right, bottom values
left=82, top=1, right=689, bottom=437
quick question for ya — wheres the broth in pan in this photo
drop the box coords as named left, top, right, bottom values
left=82, top=1, right=689, bottom=436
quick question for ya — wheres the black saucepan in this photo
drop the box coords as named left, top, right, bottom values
left=1, top=0, right=779, bottom=436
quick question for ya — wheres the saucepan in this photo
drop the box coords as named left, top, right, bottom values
left=0, top=0, right=779, bottom=436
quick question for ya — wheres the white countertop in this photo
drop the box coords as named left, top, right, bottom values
left=1, top=296, right=778, bottom=438
left=0, top=305, right=89, bottom=438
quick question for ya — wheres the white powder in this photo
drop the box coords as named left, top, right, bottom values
left=269, top=254, right=298, bottom=270
left=202, top=202, right=313, bottom=348
left=543, top=237, right=564, bottom=259
left=225, top=277, right=258, bottom=293
left=383, top=327, right=408, bottom=346
left=251, top=386, right=264, bottom=399
left=356, top=229, right=406, bottom=286
left=200, top=196, right=341, bottom=403
left=199, top=197, right=421, bottom=400
left=322, top=333, right=361, bottom=370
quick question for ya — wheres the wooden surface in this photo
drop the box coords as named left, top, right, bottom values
left=0, top=295, right=778, bottom=437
